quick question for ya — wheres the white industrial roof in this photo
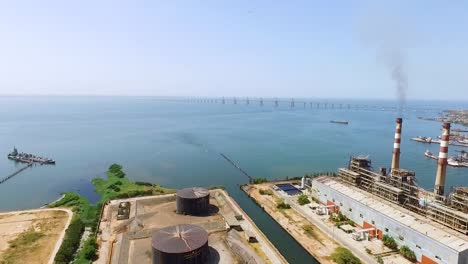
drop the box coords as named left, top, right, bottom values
left=315, top=177, right=468, bottom=253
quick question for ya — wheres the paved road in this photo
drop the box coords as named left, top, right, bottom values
left=281, top=195, right=376, bottom=264
left=0, top=208, right=73, bottom=264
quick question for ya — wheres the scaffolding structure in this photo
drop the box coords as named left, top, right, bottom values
left=338, top=156, right=468, bottom=235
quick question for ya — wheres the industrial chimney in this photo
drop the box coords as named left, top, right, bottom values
left=391, top=118, right=403, bottom=170
left=434, top=122, right=451, bottom=196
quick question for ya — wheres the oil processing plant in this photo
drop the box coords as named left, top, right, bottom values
left=311, top=118, right=468, bottom=264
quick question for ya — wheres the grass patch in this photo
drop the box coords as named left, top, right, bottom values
left=252, top=177, right=268, bottom=184
left=259, top=189, right=273, bottom=195
left=276, top=199, right=291, bottom=209
left=1, top=228, right=45, bottom=264
left=302, top=224, right=322, bottom=242
left=92, top=170, right=174, bottom=201
left=330, top=247, right=361, bottom=264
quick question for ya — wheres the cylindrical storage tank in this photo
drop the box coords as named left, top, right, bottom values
left=152, top=224, right=209, bottom=264
left=176, top=187, right=210, bottom=215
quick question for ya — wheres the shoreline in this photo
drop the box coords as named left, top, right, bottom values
left=41, top=194, right=65, bottom=208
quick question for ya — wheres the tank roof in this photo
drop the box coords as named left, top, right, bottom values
left=177, top=187, right=209, bottom=199
left=152, top=224, right=208, bottom=253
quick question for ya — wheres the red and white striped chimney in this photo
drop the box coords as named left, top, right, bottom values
left=434, top=122, right=451, bottom=196
left=391, top=118, right=403, bottom=170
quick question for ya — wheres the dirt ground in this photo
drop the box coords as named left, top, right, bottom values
left=245, top=183, right=338, bottom=264
left=0, top=210, right=69, bottom=264
left=98, top=190, right=286, bottom=264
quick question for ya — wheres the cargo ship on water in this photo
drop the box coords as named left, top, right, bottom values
left=7, top=147, right=55, bottom=165
left=330, top=120, right=349, bottom=125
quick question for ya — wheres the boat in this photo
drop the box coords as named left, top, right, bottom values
left=412, top=136, right=433, bottom=143
left=7, top=147, right=55, bottom=165
left=330, top=120, right=349, bottom=125
left=424, top=150, right=437, bottom=160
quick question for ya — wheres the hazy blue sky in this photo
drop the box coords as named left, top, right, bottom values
left=0, top=1, right=466, bottom=100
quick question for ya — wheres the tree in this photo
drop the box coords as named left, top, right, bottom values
left=115, top=170, right=126, bottom=178
left=82, top=237, right=98, bottom=260
left=297, top=194, right=311, bottom=205
left=109, top=164, right=122, bottom=173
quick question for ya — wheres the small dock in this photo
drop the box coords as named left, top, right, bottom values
left=1, top=147, right=56, bottom=185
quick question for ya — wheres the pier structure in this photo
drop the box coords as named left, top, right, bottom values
left=2, top=147, right=56, bottom=185
left=0, top=164, right=32, bottom=185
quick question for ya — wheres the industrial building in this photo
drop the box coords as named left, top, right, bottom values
left=151, top=224, right=209, bottom=264
left=176, top=187, right=210, bottom=215
left=311, top=119, right=468, bottom=264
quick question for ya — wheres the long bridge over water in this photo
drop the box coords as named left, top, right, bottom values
left=152, top=97, right=445, bottom=113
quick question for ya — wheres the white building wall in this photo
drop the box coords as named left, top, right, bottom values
left=312, top=179, right=466, bottom=264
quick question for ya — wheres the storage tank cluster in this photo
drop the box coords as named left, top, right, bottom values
left=176, top=187, right=210, bottom=215
left=152, top=224, right=209, bottom=264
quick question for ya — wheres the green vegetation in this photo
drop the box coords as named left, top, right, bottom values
left=252, top=177, right=268, bottom=184
left=55, top=218, right=85, bottom=264
left=207, top=185, right=225, bottom=190
left=400, top=245, right=416, bottom=262
left=276, top=199, right=291, bottom=209
left=259, top=189, right=273, bottom=195
left=302, top=224, right=322, bottom=243
left=329, top=212, right=355, bottom=228
left=49, top=192, right=99, bottom=229
left=297, top=194, right=311, bottom=205
left=92, top=164, right=174, bottom=201
left=330, top=247, right=362, bottom=264
left=329, top=212, right=348, bottom=223
left=383, top=234, right=398, bottom=250
left=305, top=172, right=338, bottom=177
left=50, top=163, right=174, bottom=264
left=72, top=237, right=98, bottom=264
left=0, top=228, right=45, bottom=264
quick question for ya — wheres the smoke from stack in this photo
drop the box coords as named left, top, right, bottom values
left=391, top=118, right=402, bottom=170
left=434, top=122, right=451, bottom=196
left=358, top=8, right=410, bottom=116
left=389, top=53, right=408, bottom=116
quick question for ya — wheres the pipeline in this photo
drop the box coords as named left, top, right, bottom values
left=219, top=153, right=253, bottom=182
left=0, top=163, right=32, bottom=185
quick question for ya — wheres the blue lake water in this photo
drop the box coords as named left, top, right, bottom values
left=0, top=96, right=467, bottom=263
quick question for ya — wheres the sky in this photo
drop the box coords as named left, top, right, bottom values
left=0, top=1, right=467, bottom=100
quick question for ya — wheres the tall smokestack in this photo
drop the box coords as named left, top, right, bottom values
left=434, top=122, right=451, bottom=196
left=391, top=118, right=403, bottom=170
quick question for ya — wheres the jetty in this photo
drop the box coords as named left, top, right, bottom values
left=0, top=164, right=32, bottom=184
left=1, top=147, right=56, bottom=185
left=219, top=153, right=253, bottom=182
left=411, top=136, right=468, bottom=148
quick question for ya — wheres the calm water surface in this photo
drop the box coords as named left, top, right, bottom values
left=1, top=97, right=467, bottom=263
